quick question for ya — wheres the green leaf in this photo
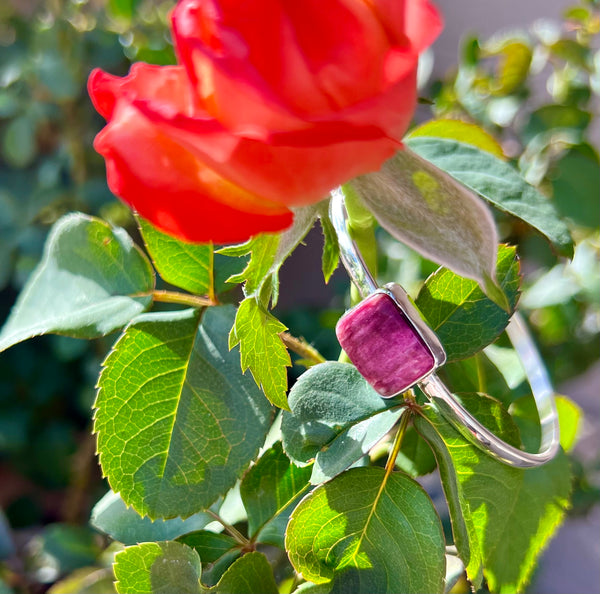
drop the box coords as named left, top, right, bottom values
left=291, top=583, right=331, bottom=594
left=0, top=214, right=154, bottom=352
left=407, top=119, right=505, bottom=159
left=510, top=394, right=582, bottom=453
left=178, top=532, right=238, bottom=564
left=177, top=531, right=241, bottom=588
left=524, top=105, right=591, bottom=141
left=95, top=306, right=272, bottom=519
left=108, top=0, right=141, bottom=21
left=554, top=396, right=582, bottom=453
left=204, top=552, right=278, bottom=594
left=240, top=442, right=312, bottom=546
left=485, top=39, right=532, bottom=95
left=114, top=541, right=201, bottom=594
left=285, top=467, right=446, bottom=594
left=394, top=425, right=437, bottom=478
left=281, top=362, right=403, bottom=482
left=549, top=39, right=591, bottom=70
left=317, top=203, right=340, bottom=283
left=220, top=204, right=318, bottom=306
left=229, top=298, right=291, bottom=409
left=138, top=217, right=214, bottom=297
left=138, top=216, right=244, bottom=297
left=405, top=137, right=573, bottom=256
left=551, top=143, right=600, bottom=228
left=90, top=490, right=213, bottom=546
left=47, top=568, right=116, bottom=594
left=2, top=115, right=36, bottom=168
left=350, top=148, right=508, bottom=309
left=267, top=205, right=320, bottom=306
left=220, top=234, right=280, bottom=299
left=438, top=352, right=515, bottom=406
left=415, top=401, right=571, bottom=593
left=563, top=6, right=590, bottom=22
left=416, top=245, right=520, bottom=361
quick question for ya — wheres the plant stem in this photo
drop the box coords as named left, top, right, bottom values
left=206, top=510, right=249, bottom=546
left=134, top=290, right=217, bottom=308
left=385, top=409, right=412, bottom=475
left=280, top=332, right=326, bottom=365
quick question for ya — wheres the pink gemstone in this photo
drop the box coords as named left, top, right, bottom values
left=336, top=292, right=436, bottom=397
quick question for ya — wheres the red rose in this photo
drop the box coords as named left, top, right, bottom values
left=89, top=0, right=442, bottom=243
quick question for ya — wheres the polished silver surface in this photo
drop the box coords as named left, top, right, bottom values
left=330, top=187, right=561, bottom=468
left=330, top=186, right=378, bottom=298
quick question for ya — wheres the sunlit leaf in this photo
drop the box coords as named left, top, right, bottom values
left=549, top=39, right=591, bottom=71
left=407, top=119, right=505, bottom=159
left=510, top=394, right=582, bottom=453
left=0, top=214, right=154, bottom=353
left=240, top=442, right=311, bottom=547
left=317, top=203, right=340, bottom=283
left=114, top=541, right=201, bottom=594
left=406, top=137, right=573, bottom=256
left=415, top=400, right=571, bottom=593
left=281, top=362, right=403, bottom=483
left=90, top=491, right=213, bottom=546
left=219, top=204, right=318, bottom=306
left=177, top=531, right=240, bottom=588
left=229, top=298, right=291, bottom=409
left=95, top=306, right=272, bottom=519
left=138, top=217, right=242, bottom=298
left=350, top=148, right=509, bottom=309
left=416, top=245, right=520, bottom=361
left=485, top=39, right=532, bottom=95
left=286, top=467, right=446, bottom=594
left=203, top=552, right=279, bottom=594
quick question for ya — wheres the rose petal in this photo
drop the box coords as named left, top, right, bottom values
left=94, top=101, right=293, bottom=243
left=133, top=101, right=399, bottom=206
left=405, top=0, right=444, bottom=51
left=371, top=0, right=443, bottom=51
left=88, top=64, right=193, bottom=120
left=172, top=0, right=395, bottom=132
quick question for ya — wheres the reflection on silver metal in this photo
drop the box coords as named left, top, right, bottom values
left=330, top=186, right=560, bottom=468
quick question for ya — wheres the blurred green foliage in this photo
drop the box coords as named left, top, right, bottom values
left=414, top=1, right=600, bottom=386
left=0, top=0, right=172, bottom=584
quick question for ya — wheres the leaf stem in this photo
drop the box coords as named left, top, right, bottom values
left=206, top=510, right=249, bottom=546
left=385, top=408, right=412, bottom=475
left=134, top=290, right=217, bottom=308
left=280, top=332, right=326, bottom=365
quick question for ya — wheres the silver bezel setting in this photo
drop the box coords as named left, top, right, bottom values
left=383, top=282, right=446, bottom=369
left=338, top=283, right=447, bottom=398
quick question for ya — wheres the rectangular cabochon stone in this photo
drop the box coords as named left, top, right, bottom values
left=336, top=292, right=436, bottom=397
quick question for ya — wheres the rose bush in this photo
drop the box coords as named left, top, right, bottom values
left=89, top=0, right=442, bottom=243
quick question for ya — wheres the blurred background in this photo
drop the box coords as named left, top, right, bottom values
left=0, top=0, right=598, bottom=592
